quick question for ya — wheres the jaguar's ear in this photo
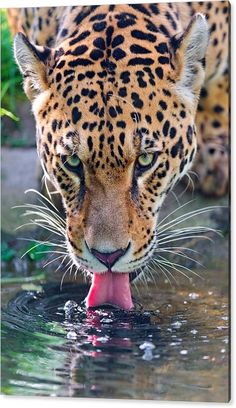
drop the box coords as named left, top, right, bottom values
left=14, top=32, right=51, bottom=100
left=170, top=14, right=209, bottom=107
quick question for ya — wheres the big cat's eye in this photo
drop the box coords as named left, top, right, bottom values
left=138, top=153, right=154, bottom=167
left=136, top=152, right=158, bottom=173
left=66, top=155, right=81, bottom=167
left=61, top=154, right=82, bottom=173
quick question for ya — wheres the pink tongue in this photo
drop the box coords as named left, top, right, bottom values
left=86, top=271, right=133, bottom=310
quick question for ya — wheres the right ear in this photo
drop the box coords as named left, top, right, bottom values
left=14, top=32, right=51, bottom=100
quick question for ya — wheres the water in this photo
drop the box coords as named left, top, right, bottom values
left=1, top=270, right=229, bottom=402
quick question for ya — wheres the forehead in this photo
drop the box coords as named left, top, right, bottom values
left=43, top=23, right=187, bottom=162
left=48, top=58, right=175, bottom=149
left=49, top=22, right=174, bottom=116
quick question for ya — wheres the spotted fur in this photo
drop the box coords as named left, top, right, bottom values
left=10, top=2, right=229, bottom=274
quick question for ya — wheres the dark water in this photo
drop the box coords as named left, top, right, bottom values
left=1, top=271, right=229, bottom=402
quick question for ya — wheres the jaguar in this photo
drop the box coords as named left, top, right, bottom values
left=8, top=2, right=229, bottom=309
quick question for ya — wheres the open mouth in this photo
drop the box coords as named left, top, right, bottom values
left=86, top=270, right=134, bottom=311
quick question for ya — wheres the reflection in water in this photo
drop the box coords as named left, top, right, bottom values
left=1, top=279, right=229, bottom=401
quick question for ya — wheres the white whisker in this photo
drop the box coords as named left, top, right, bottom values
left=157, top=199, right=196, bottom=229
left=170, top=189, right=181, bottom=206
left=17, top=237, right=66, bottom=248
left=156, top=255, right=203, bottom=280
left=156, top=248, right=204, bottom=268
left=152, top=260, right=178, bottom=285
left=158, top=205, right=225, bottom=233
left=43, top=254, right=66, bottom=268
left=158, top=234, right=214, bottom=246
left=55, top=255, right=68, bottom=273
left=60, top=258, right=73, bottom=290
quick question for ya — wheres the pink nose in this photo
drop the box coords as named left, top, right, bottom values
left=91, top=246, right=129, bottom=269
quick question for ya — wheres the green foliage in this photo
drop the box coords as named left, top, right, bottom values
left=1, top=240, right=52, bottom=263
left=1, top=9, right=24, bottom=120
left=0, top=107, right=19, bottom=121
left=25, top=241, right=53, bottom=261
left=1, top=241, right=16, bottom=262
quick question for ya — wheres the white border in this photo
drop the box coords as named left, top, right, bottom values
left=1, top=0, right=228, bottom=8
left=0, top=393, right=231, bottom=408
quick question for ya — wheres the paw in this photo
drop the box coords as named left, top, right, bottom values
left=191, top=141, right=229, bottom=197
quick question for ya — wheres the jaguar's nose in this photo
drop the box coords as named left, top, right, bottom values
left=90, top=244, right=130, bottom=269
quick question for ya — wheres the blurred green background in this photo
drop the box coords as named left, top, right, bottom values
left=1, top=10, right=23, bottom=115
left=1, top=9, right=41, bottom=269
left=1, top=8, right=33, bottom=147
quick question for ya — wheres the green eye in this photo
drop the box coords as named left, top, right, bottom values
left=66, top=155, right=80, bottom=167
left=61, top=154, right=82, bottom=173
left=135, top=152, right=158, bottom=174
left=137, top=153, right=155, bottom=167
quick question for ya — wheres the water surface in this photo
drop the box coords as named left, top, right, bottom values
left=1, top=266, right=229, bottom=402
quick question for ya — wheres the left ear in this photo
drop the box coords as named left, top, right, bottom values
left=170, top=13, right=209, bottom=107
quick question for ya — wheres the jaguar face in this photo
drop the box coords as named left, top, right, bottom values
left=14, top=12, right=208, bottom=309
